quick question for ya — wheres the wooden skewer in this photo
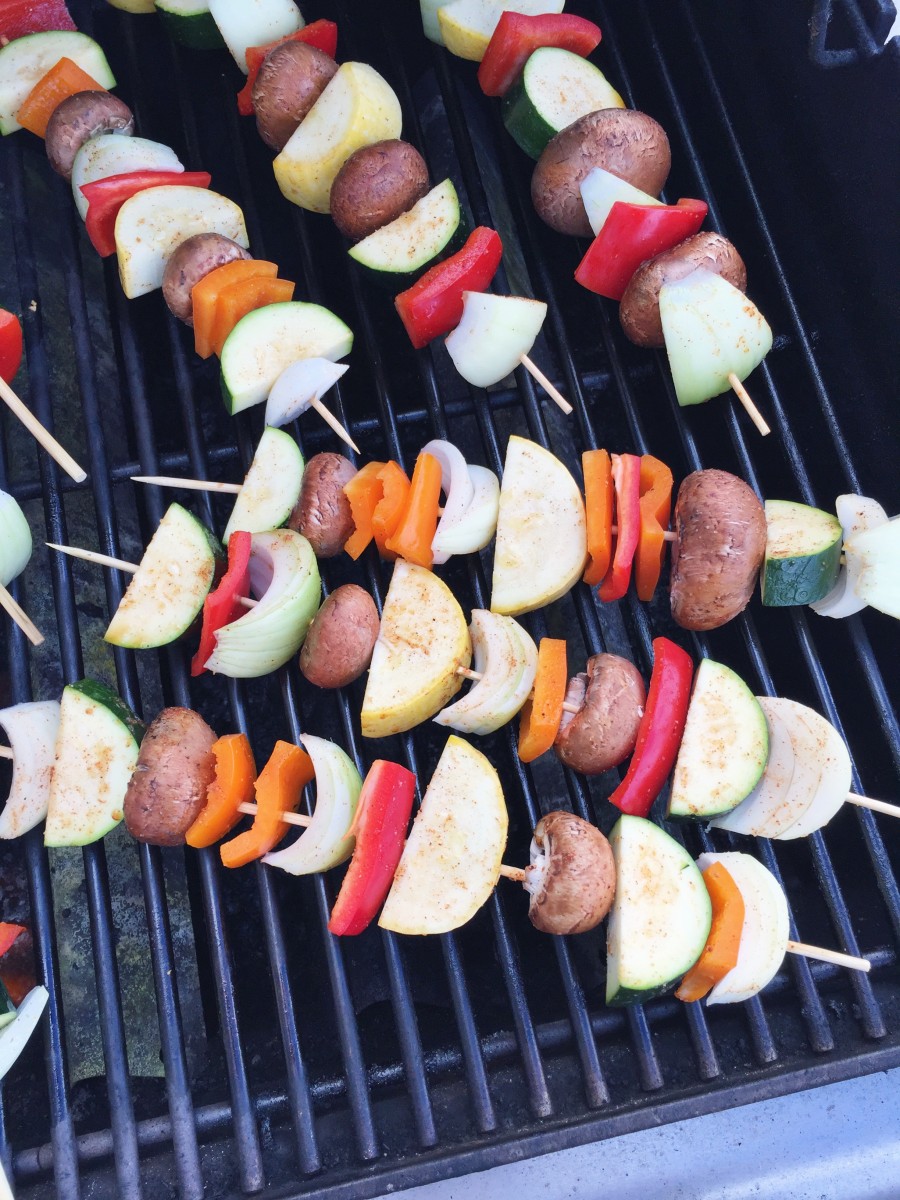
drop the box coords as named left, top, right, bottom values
left=612, top=524, right=676, bottom=543
left=0, top=376, right=87, bottom=483
left=728, top=372, right=771, bottom=437
left=132, top=475, right=242, bottom=494
left=0, top=583, right=43, bottom=646
left=0, top=746, right=12, bottom=759
left=786, top=940, right=870, bottom=972
left=456, top=665, right=579, bottom=714
left=45, top=544, right=257, bottom=607
left=499, top=864, right=527, bottom=882
left=310, top=397, right=360, bottom=454
left=845, top=792, right=900, bottom=818
left=237, top=801, right=310, bottom=828
left=520, top=354, right=573, bottom=416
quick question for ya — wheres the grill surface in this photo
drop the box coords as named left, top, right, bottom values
left=1, top=2, right=899, bottom=1198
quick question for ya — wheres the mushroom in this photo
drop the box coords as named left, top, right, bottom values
left=554, top=653, right=646, bottom=775
left=45, top=91, right=135, bottom=179
left=524, top=811, right=616, bottom=935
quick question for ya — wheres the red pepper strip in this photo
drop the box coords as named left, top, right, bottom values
left=608, top=637, right=693, bottom=817
left=237, top=19, right=338, bottom=116
left=0, top=0, right=75, bottom=40
left=191, top=531, right=251, bottom=677
left=0, top=923, right=25, bottom=960
left=477, top=12, right=602, bottom=97
left=81, top=170, right=212, bottom=257
left=0, top=309, right=23, bottom=385
left=598, top=453, right=641, bottom=602
left=328, top=760, right=416, bottom=936
left=394, top=227, right=503, bottom=349
left=575, top=199, right=708, bottom=302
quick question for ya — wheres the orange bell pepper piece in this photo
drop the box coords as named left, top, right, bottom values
left=212, top=275, right=296, bottom=356
left=675, top=861, right=746, bottom=1002
left=372, top=462, right=411, bottom=560
left=17, top=58, right=105, bottom=138
left=192, top=259, right=278, bottom=359
left=185, top=733, right=257, bottom=849
left=634, top=454, right=674, bottom=602
left=518, top=638, right=567, bottom=763
left=220, top=740, right=315, bottom=869
left=343, top=461, right=386, bottom=559
left=582, top=449, right=613, bottom=586
left=384, top=452, right=442, bottom=568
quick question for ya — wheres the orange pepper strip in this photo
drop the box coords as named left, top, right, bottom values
left=185, top=734, right=257, bottom=849
left=220, top=740, right=315, bottom=869
left=675, top=862, right=746, bottom=1002
left=582, top=449, right=613, bottom=586
left=212, top=276, right=296, bottom=356
left=634, top=454, right=674, bottom=602
left=17, top=58, right=105, bottom=138
left=372, top=462, right=411, bottom=560
left=192, top=259, right=278, bottom=359
left=384, top=452, right=442, bottom=568
left=517, top=638, right=568, bottom=763
left=343, top=461, right=386, bottom=559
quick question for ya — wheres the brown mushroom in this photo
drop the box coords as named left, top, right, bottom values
left=554, top=653, right=645, bottom=775
left=45, top=91, right=135, bottom=179
left=161, top=233, right=252, bottom=325
left=524, top=811, right=616, bottom=935
left=252, top=41, right=338, bottom=151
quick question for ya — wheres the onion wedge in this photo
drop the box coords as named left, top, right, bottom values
left=265, top=358, right=349, bottom=428
left=0, top=701, right=60, bottom=839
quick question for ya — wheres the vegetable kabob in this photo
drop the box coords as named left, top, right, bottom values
left=0, top=19, right=360, bottom=448
left=0, top=685, right=872, bottom=1011
left=100, top=1, right=576, bottom=412
left=426, top=6, right=775, bottom=433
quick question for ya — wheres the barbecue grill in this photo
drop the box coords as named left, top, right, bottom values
left=1, top=1, right=899, bottom=1197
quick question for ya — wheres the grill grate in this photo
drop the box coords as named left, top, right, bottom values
left=0, top=1, right=899, bottom=1197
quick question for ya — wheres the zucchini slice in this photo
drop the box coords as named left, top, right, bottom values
left=0, top=31, right=116, bottom=136
left=44, top=680, right=144, bottom=847
left=115, top=185, right=248, bottom=299
left=348, top=179, right=467, bottom=288
left=219, top=301, right=353, bottom=415
left=207, top=0, right=304, bottom=72
left=762, top=499, right=842, bottom=607
left=606, top=815, right=711, bottom=1006
left=105, top=503, right=222, bottom=649
left=155, top=0, right=225, bottom=49
left=72, top=134, right=183, bottom=221
left=222, top=426, right=305, bottom=543
left=502, top=47, right=624, bottom=160
left=668, top=659, right=768, bottom=820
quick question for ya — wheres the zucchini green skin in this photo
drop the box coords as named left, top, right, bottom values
left=762, top=543, right=842, bottom=606
left=0, top=979, right=16, bottom=1029
left=502, top=79, right=556, bottom=160
left=763, top=500, right=842, bottom=606
left=69, top=679, right=145, bottom=746
left=157, top=8, right=225, bottom=49
left=352, top=213, right=470, bottom=292
left=605, top=979, right=679, bottom=1007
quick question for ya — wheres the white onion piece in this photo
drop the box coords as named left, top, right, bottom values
left=811, top=494, right=888, bottom=619
left=264, top=358, right=349, bottom=428
left=423, top=439, right=475, bottom=565
left=432, top=465, right=500, bottom=561
left=0, top=985, right=48, bottom=1082
left=434, top=610, right=537, bottom=735
left=0, top=701, right=60, bottom=839
left=0, top=491, right=32, bottom=587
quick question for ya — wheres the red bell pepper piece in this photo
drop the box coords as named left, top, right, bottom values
left=0, top=310, right=23, bottom=384
left=575, top=198, right=708, bottom=302
left=0, top=0, right=75, bottom=41
left=0, top=923, right=25, bottom=960
left=237, top=19, right=338, bottom=116
left=598, top=452, right=641, bottom=602
left=328, top=760, right=416, bottom=936
left=191, top=531, right=251, bottom=677
left=80, top=170, right=212, bottom=257
left=478, top=12, right=602, bottom=97
left=394, top=227, right=503, bottom=349
left=609, top=637, right=693, bottom=817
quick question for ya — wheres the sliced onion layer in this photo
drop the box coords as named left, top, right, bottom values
left=432, top=464, right=500, bottom=561
left=265, top=358, right=349, bottom=428
left=0, top=491, right=31, bottom=587
left=0, top=700, right=60, bottom=839
left=434, top=609, right=537, bottom=735
left=422, top=438, right=474, bottom=565
left=811, top=494, right=888, bottom=619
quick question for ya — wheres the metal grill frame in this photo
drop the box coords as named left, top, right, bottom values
left=1, top=1, right=899, bottom=1197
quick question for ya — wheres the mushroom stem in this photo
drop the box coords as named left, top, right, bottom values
left=455, top=666, right=579, bottom=714
left=499, top=864, right=527, bottom=882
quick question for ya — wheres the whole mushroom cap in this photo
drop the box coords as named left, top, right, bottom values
left=525, top=811, right=616, bottom=935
